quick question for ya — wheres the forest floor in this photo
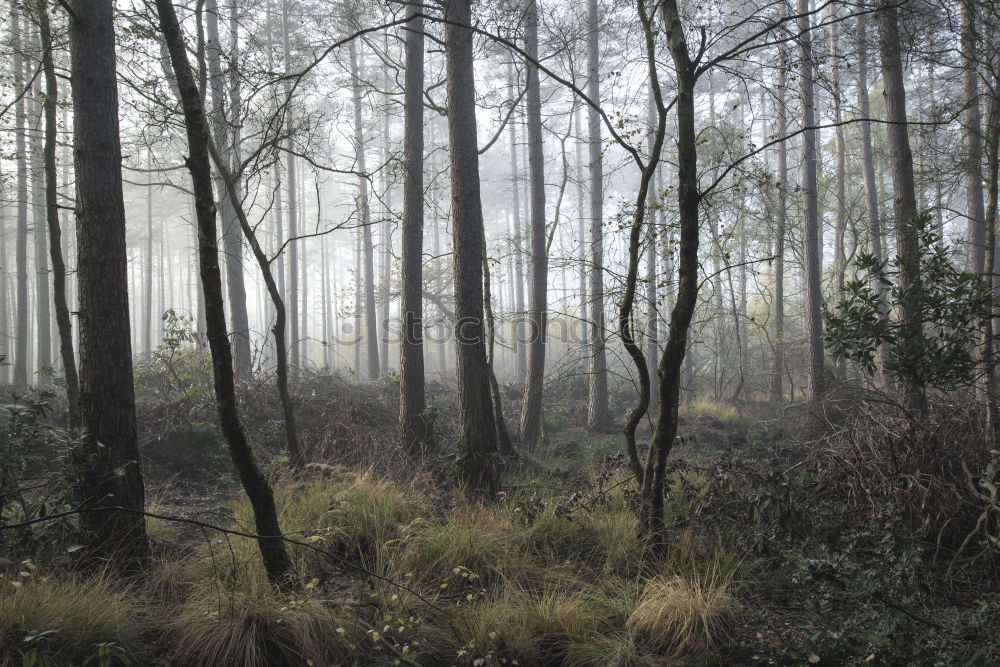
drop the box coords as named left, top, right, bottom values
left=2, top=367, right=999, bottom=666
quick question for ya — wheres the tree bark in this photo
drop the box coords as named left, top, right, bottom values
left=13, top=5, right=29, bottom=388
left=206, top=0, right=252, bottom=381
left=772, top=44, right=788, bottom=405
left=348, top=37, right=381, bottom=382
left=798, top=0, right=825, bottom=405
left=586, top=0, right=609, bottom=429
left=831, top=17, right=847, bottom=382
left=30, top=26, right=52, bottom=375
left=445, top=0, right=500, bottom=494
left=400, top=5, right=428, bottom=455
left=281, top=0, right=300, bottom=376
left=962, top=0, right=986, bottom=274
left=878, top=0, right=927, bottom=415
left=519, top=0, right=547, bottom=450
left=38, top=0, right=80, bottom=426
left=982, top=68, right=999, bottom=437
left=156, top=0, right=293, bottom=584
left=68, top=0, right=147, bottom=566
left=508, top=62, right=527, bottom=386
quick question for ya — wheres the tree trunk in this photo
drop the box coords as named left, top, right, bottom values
left=508, top=62, right=527, bottom=386
left=13, top=5, right=29, bottom=388
left=144, top=152, right=154, bottom=356
left=772, top=44, right=788, bottom=405
left=641, top=0, right=697, bottom=544
left=856, top=11, right=894, bottom=392
left=68, top=0, right=147, bottom=567
left=645, top=88, right=659, bottom=407
left=156, top=0, right=293, bottom=584
left=445, top=0, right=500, bottom=494
left=206, top=0, right=252, bottom=381
left=831, top=17, right=848, bottom=382
left=38, top=0, right=80, bottom=426
left=400, top=5, right=428, bottom=455
left=586, top=0, right=609, bottom=429
left=30, top=26, right=52, bottom=375
left=798, top=0, right=825, bottom=405
left=962, top=0, right=986, bottom=274
left=519, top=0, right=548, bottom=450
left=281, top=0, right=300, bottom=376
left=878, top=0, right=927, bottom=415
left=982, top=69, right=999, bottom=437
left=348, top=37, right=381, bottom=382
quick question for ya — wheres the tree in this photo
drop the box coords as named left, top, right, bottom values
left=38, top=0, right=79, bottom=426
left=155, top=0, right=293, bottom=584
left=798, top=0, right=825, bottom=405
left=961, top=0, right=986, bottom=274
left=878, top=0, right=926, bottom=415
left=12, top=4, right=28, bottom=388
left=585, top=0, right=609, bottom=430
left=445, top=0, right=500, bottom=494
left=519, top=0, right=548, bottom=450
left=399, top=4, right=428, bottom=455
left=68, top=0, right=147, bottom=565
left=771, top=42, right=788, bottom=405
left=206, top=0, right=252, bottom=381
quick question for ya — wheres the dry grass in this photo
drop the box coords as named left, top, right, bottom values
left=160, top=579, right=350, bottom=667
left=0, top=569, right=145, bottom=666
left=627, top=570, right=738, bottom=658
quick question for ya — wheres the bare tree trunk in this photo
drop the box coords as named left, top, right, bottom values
left=519, top=0, right=547, bottom=450
left=68, top=0, right=147, bottom=566
left=280, top=1, right=300, bottom=376
left=400, top=5, right=428, bottom=455
left=772, top=45, right=788, bottom=405
left=982, top=69, right=999, bottom=437
left=639, top=0, right=694, bottom=543
left=379, top=32, right=392, bottom=373
left=349, top=37, right=380, bottom=382
left=831, top=17, right=847, bottom=382
left=574, top=106, right=588, bottom=369
left=445, top=0, right=500, bottom=494
left=156, top=0, right=293, bottom=584
left=30, top=26, right=51, bottom=375
left=38, top=0, right=79, bottom=426
left=645, top=88, right=659, bottom=407
left=12, top=6, right=29, bottom=387
left=207, top=0, right=252, bottom=381
left=586, top=0, right=609, bottom=429
left=144, top=152, right=154, bottom=356
left=962, top=0, right=986, bottom=274
left=878, top=0, right=927, bottom=415
left=856, top=11, right=894, bottom=392
left=798, top=0, right=825, bottom=405
left=507, top=62, right=527, bottom=386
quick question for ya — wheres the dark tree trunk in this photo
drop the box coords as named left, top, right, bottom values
left=962, top=0, right=986, bottom=274
left=831, top=18, right=848, bottom=382
left=445, top=0, right=499, bottom=494
left=400, top=5, right=428, bottom=455
left=508, top=62, right=527, bottom=386
left=68, top=0, right=147, bottom=566
left=798, top=0, right=825, bottom=405
left=519, top=0, right=547, bottom=450
left=38, top=0, right=80, bottom=426
left=878, top=0, right=927, bottom=415
left=772, top=43, right=788, bottom=405
left=156, top=0, right=293, bottom=584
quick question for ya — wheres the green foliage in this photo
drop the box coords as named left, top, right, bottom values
left=825, top=213, right=990, bottom=392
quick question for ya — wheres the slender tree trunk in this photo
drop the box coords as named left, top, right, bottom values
left=878, top=0, right=927, bottom=415
left=982, top=69, right=999, bottom=437
left=349, top=37, right=380, bottom=381
left=645, top=89, right=660, bottom=407
left=831, top=17, right=848, bottom=382
left=400, top=5, right=428, bottom=455
left=156, top=0, right=293, bottom=584
left=575, top=107, right=588, bottom=369
left=586, top=0, right=609, bottom=429
left=280, top=0, right=300, bottom=376
left=640, top=0, right=696, bottom=543
left=962, top=0, right=986, bottom=274
left=379, top=33, right=392, bottom=373
left=13, top=6, right=29, bottom=387
left=144, top=152, right=154, bottom=356
left=798, top=0, right=825, bottom=405
left=68, top=0, right=147, bottom=566
left=856, top=11, right=894, bottom=392
left=508, top=62, right=527, bottom=386
left=445, top=0, right=500, bottom=494
left=772, top=45, right=788, bottom=405
left=206, top=0, right=252, bottom=381
left=30, top=27, right=52, bottom=375
left=519, top=0, right=547, bottom=450
left=38, top=0, right=79, bottom=425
